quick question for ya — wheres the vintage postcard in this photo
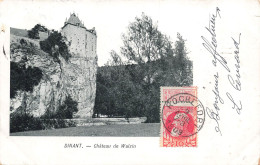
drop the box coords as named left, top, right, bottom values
left=0, top=0, right=259, bottom=164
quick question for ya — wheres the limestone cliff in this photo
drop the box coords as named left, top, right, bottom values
left=10, top=34, right=97, bottom=118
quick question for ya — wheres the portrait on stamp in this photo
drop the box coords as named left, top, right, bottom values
left=160, top=86, right=205, bottom=147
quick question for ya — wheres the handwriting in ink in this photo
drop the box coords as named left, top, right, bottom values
left=206, top=72, right=223, bottom=135
left=226, top=33, right=242, bottom=114
left=226, top=92, right=242, bottom=114
left=228, top=33, right=241, bottom=91
left=201, top=7, right=230, bottom=72
left=206, top=107, right=222, bottom=135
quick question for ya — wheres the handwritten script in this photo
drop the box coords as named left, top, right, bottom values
left=201, top=7, right=242, bottom=135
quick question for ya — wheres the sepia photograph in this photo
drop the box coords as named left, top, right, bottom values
left=0, top=0, right=259, bottom=164
left=9, top=3, right=193, bottom=137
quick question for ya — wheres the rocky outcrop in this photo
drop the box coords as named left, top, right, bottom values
left=10, top=34, right=97, bottom=118
left=60, top=54, right=97, bottom=118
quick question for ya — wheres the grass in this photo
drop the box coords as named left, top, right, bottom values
left=10, top=27, right=28, bottom=38
left=10, top=123, right=160, bottom=137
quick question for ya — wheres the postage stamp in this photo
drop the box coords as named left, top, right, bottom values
left=160, top=86, right=205, bottom=147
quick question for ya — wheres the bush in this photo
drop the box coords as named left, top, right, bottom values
left=54, top=95, right=78, bottom=119
left=10, top=94, right=78, bottom=133
left=10, top=110, right=77, bottom=133
left=10, top=112, right=44, bottom=133
left=40, top=31, right=70, bottom=62
left=10, top=62, right=43, bottom=99
left=41, top=119, right=76, bottom=130
left=42, top=95, right=78, bottom=119
left=10, top=113, right=76, bottom=133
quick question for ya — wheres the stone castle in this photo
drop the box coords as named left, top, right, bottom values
left=61, top=13, right=97, bottom=59
left=60, top=13, right=98, bottom=118
left=10, top=13, right=98, bottom=119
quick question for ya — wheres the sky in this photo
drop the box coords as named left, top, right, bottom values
left=0, top=0, right=259, bottom=66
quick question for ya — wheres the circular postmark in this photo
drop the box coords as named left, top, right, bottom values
left=162, top=93, right=205, bottom=138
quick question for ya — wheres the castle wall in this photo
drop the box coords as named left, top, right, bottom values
left=61, top=25, right=86, bottom=56
left=39, top=31, right=49, bottom=41
left=85, top=30, right=97, bottom=58
left=61, top=23, right=97, bottom=119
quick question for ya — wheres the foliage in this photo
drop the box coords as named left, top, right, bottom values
left=40, top=119, right=76, bottom=130
left=42, top=95, right=78, bottom=119
left=54, top=95, right=78, bottom=119
left=10, top=62, right=43, bottom=99
left=94, top=64, right=144, bottom=118
left=121, top=13, right=173, bottom=64
left=28, top=24, right=48, bottom=39
left=10, top=111, right=44, bottom=133
left=10, top=101, right=77, bottom=133
left=94, top=13, right=192, bottom=123
left=10, top=111, right=76, bottom=133
left=40, top=31, right=70, bottom=62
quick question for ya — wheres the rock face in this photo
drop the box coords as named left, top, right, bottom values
left=60, top=53, right=97, bottom=118
left=61, top=13, right=97, bottom=118
left=10, top=34, right=97, bottom=119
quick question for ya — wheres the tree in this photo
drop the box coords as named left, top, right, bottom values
left=94, top=13, right=192, bottom=123
left=28, top=24, right=48, bottom=39
left=121, top=13, right=173, bottom=86
left=119, top=13, right=176, bottom=122
left=173, top=33, right=193, bottom=86
left=40, top=31, right=70, bottom=62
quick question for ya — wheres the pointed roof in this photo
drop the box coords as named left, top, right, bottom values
left=62, top=13, right=85, bottom=29
left=67, top=13, right=84, bottom=26
left=61, top=13, right=97, bottom=36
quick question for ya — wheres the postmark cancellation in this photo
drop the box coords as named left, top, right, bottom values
left=160, top=86, right=205, bottom=147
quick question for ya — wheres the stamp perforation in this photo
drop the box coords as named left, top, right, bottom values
left=160, top=86, right=203, bottom=147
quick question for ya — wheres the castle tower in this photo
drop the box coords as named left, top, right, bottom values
left=61, top=13, right=97, bottom=58
left=61, top=13, right=97, bottom=119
